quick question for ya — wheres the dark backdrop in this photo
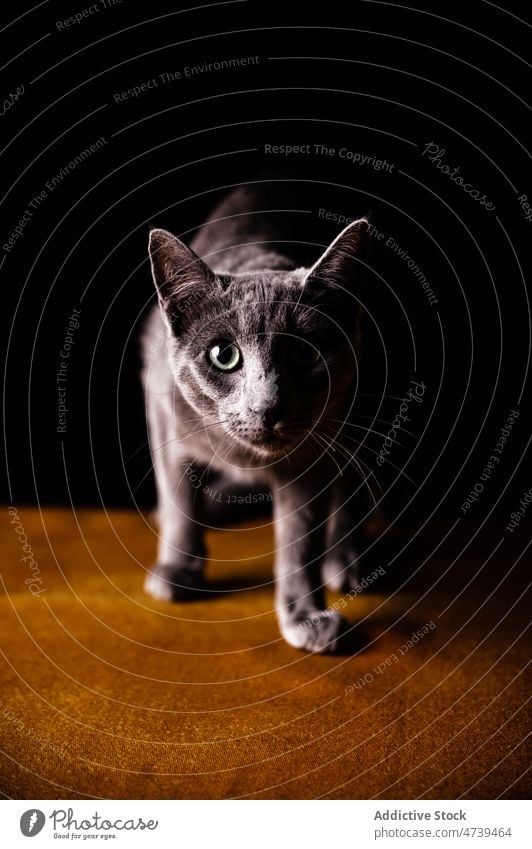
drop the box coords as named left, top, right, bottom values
left=2, top=0, right=531, bottom=526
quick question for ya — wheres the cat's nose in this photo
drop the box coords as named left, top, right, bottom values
left=249, top=404, right=283, bottom=433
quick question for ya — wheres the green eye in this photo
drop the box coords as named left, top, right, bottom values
left=208, top=342, right=241, bottom=371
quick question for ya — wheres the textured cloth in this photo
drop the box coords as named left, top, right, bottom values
left=0, top=508, right=529, bottom=799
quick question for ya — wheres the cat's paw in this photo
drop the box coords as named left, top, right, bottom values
left=278, top=608, right=347, bottom=653
left=322, top=549, right=360, bottom=593
left=144, top=560, right=204, bottom=601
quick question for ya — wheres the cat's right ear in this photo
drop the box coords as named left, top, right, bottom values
left=303, top=217, right=370, bottom=295
left=148, top=228, right=217, bottom=311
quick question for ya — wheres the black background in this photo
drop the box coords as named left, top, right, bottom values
left=2, top=0, right=531, bottom=527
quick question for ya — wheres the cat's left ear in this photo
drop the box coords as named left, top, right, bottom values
left=148, top=228, right=218, bottom=307
left=303, top=217, right=369, bottom=294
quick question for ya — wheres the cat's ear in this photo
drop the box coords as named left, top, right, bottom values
left=148, top=228, right=217, bottom=309
left=304, top=218, right=369, bottom=293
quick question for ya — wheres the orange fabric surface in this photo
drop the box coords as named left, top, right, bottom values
left=0, top=508, right=529, bottom=799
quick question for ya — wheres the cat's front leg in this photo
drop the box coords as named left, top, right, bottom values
left=273, top=477, right=346, bottom=653
left=322, top=471, right=366, bottom=593
left=144, top=410, right=206, bottom=601
left=145, top=457, right=206, bottom=601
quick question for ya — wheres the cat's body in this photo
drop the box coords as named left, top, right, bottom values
left=142, top=183, right=370, bottom=652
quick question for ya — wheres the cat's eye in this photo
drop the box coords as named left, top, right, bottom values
left=290, top=339, right=321, bottom=367
left=207, top=342, right=241, bottom=371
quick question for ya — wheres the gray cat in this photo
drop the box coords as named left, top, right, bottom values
left=142, top=184, right=370, bottom=653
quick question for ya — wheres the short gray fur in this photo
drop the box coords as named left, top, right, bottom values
left=142, top=184, right=370, bottom=652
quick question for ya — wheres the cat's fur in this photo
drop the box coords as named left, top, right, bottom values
left=142, top=183, right=370, bottom=652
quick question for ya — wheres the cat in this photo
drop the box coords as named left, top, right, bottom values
left=141, top=183, right=370, bottom=653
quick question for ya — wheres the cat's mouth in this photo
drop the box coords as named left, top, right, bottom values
left=235, top=429, right=300, bottom=459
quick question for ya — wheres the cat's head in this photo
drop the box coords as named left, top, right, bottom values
left=148, top=220, right=369, bottom=459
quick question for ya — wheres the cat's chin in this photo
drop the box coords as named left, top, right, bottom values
left=236, top=434, right=295, bottom=460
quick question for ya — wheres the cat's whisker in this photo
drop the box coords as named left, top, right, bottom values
left=181, top=427, right=237, bottom=497
left=328, top=393, right=411, bottom=423
left=325, top=417, right=406, bottom=445
left=129, top=435, right=195, bottom=499
left=202, top=431, right=233, bottom=482
left=325, top=418, right=409, bottom=452
left=321, top=420, right=388, bottom=460
left=308, top=432, right=347, bottom=487
left=210, top=429, right=236, bottom=465
left=316, top=422, right=382, bottom=479
left=326, top=441, right=383, bottom=500
left=124, top=419, right=207, bottom=466
left=128, top=422, right=230, bottom=498
left=345, top=413, right=416, bottom=439
left=332, top=432, right=417, bottom=488
left=124, top=413, right=215, bottom=467
left=321, top=430, right=378, bottom=480
left=313, top=430, right=379, bottom=507
left=315, top=429, right=380, bottom=505
left=311, top=431, right=344, bottom=478
left=149, top=429, right=205, bottom=460
left=180, top=419, right=230, bottom=442
left=129, top=435, right=192, bottom=498
left=174, top=415, right=212, bottom=424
